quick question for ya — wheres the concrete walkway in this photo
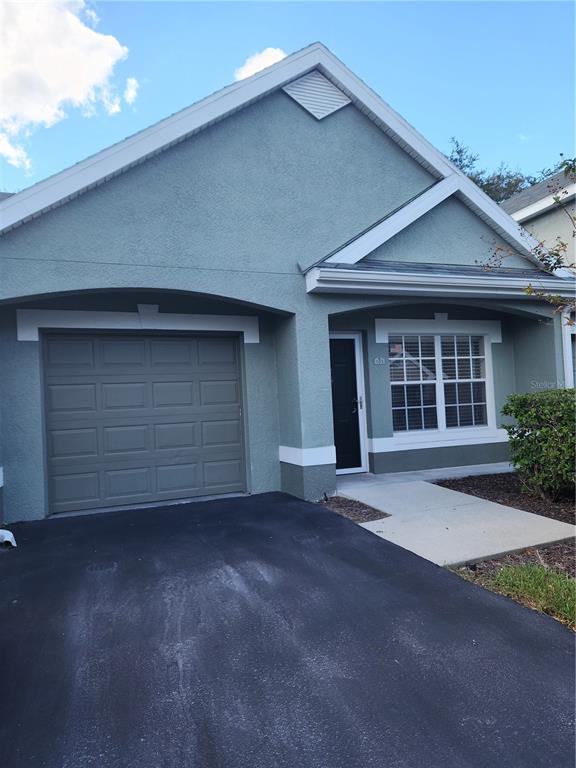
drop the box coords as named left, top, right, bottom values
left=337, top=470, right=575, bottom=567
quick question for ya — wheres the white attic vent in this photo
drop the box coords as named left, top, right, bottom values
left=282, top=71, right=351, bottom=120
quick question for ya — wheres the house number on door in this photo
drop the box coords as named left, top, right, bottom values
left=373, top=356, right=387, bottom=365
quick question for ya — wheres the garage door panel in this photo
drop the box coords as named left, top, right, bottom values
left=154, top=422, right=198, bottom=450
left=105, top=467, right=152, bottom=499
left=203, top=459, right=243, bottom=488
left=201, top=419, right=241, bottom=448
left=44, top=334, right=246, bottom=513
left=198, top=338, right=237, bottom=366
left=199, top=380, right=239, bottom=406
left=48, top=384, right=97, bottom=413
left=52, top=472, right=100, bottom=505
left=156, top=463, right=200, bottom=493
left=45, top=338, right=96, bottom=368
left=103, top=425, right=149, bottom=454
left=100, top=338, right=147, bottom=367
left=50, top=428, right=99, bottom=459
left=152, top=381, right=196, bottom=407
left=150, top=339, right=195, bottom=366
left=102, top=382, right=148, bottom=410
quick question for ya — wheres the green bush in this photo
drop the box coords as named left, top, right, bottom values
left=502, top=389, right=575, bottom=499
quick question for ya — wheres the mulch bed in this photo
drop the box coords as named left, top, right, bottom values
left=436, top=472, right=575, bottom=525
left=321, top=495, right=389, bottom=524
left=455, top=540, right=575, bottom=580
left=445, top=473, right=575, bottom=622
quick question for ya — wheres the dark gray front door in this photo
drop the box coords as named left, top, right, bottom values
left=43, top=334, right=246, bottom=514
left=330, top=338, right=362, bottom=471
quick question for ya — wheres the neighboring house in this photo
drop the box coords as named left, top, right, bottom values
left=0, top=44, right=573, bottom=523
left=501, top=171, right=576, bottom=264
left=502, top=172, right=576, bottom=389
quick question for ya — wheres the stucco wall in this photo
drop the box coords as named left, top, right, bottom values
left=521, top=202, right=576, bottom=266
left=0, top=88, right=564, bottom=520
left=366, top=197, right=530, bottom=268
left=0, top=91, right=435, bottom=305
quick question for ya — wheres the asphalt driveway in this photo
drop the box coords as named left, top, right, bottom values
left=0, top=493, right=573, bottom=768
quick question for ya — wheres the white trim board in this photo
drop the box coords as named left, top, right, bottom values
left=279, top=445, right=337, bottom=466
left=367, top=429, right=508, bottom=453
left=0, top=43, right=543, bottom=266
left=324, top=176, right=460, bottom=265
left=561, top=310, right=576, bottom=388
left=17, top=305, right=260, bottom=343
left=375, top=315, right=502, bottom=344
left=306, top=266, right=575, bottom=298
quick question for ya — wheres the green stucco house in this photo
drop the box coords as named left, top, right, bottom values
left=0, top=44, right=573, bottom=523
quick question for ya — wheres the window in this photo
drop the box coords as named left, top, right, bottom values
left=389, top=334, right=489, bottom=433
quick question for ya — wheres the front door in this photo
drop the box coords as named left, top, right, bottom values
left=329, top=335, right=366, bottom=473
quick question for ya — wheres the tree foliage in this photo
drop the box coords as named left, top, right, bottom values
left=447, top=138, right=565, bottom=203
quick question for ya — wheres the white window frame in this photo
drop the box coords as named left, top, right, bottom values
left=374, top=316, right=505, bottom=451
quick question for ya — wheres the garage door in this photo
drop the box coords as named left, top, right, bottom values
left=43, top=334, right=246, bottom=514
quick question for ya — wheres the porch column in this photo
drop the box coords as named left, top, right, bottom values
left=275, top=312, right=336, bottom=500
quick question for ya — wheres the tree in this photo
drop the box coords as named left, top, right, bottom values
left=447, top=141, right=575, bottom=315
left=447, top=138, right=564, bottom=203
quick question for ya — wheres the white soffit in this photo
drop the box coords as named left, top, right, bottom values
left=282, top=70, right=351, bottom=119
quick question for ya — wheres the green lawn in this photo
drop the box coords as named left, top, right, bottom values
left=489, top=564, right=576, bottom=629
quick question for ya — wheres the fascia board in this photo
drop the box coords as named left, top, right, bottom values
left=510, top=184, right=576, bottom=223
left=306, top=266, right=575, bottom=298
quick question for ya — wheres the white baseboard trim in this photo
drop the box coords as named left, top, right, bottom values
left=279, top=445, right=337, bottom=466
left=368, top=429, right=508, bottom=453
left=17, top=305, right=260, bottom=343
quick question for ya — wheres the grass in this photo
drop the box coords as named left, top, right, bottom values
left=488, top=564, right=576, bottom=629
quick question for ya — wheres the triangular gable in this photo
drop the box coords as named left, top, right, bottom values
left=360, top=195, right=534, bottom=269
left=0, top=42, right=541, bottom=268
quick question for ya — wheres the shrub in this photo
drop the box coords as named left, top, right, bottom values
left=501, top=389, right=575, bottom=499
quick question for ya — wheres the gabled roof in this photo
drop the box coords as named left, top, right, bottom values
left=0, top=42, right=544, bottom=268
left=501, top=171, right=576, bottom=222
left=501, top=171, right=569, bottom=213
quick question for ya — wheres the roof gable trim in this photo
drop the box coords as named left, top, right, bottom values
left=324, top=176, right=460, bottom=265
left=0, top=41, right=546, bottom=267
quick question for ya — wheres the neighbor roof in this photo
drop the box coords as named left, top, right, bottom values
left=0, top=42, right=543, bottom=269
left=501, top=171, right=574, bottom=215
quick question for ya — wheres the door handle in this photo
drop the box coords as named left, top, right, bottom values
left=353, top=396, right=363, bottom=410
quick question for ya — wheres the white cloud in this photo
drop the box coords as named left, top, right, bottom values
left=124, top=77, right=139, bottom=106
left=0, top=0, right=132, bottom=171
left=234, top=47, right=287, bottom=81
left=84, top=7, right=99, bottom=26
left=517, top=133, right=531, bottom=143
left=0, top=133, right=31, bottom=172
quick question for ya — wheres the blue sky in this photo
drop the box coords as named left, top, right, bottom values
left=1, top=1, right=574, bottom=192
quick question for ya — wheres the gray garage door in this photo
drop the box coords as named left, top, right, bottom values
left=43, top=334, right=246, bottom=514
